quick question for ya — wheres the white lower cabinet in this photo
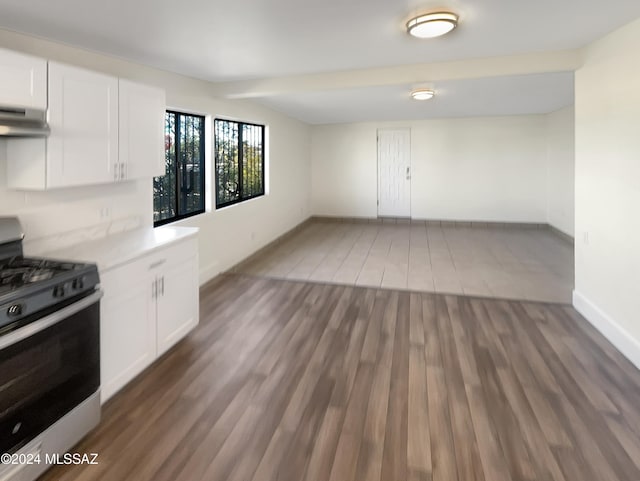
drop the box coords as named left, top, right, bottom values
left=100, top=270, right=156, bottom=402
left=100, top=236, right=198, bottom=403
left=156, top=255, right=198, bottom=357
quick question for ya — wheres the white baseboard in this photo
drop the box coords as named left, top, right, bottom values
left=573, top=290, right=640, bottom=370
left=199, top=261, right=220, bottom=286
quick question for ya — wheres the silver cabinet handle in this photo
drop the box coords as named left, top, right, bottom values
left=152, top=279, right=157, bottom=299
left=160, top=276, right=165, bottom=296
left=114, top=163, right=120, bottom=181
left=406, top=166, right=411, bottom=180
left=120, top=162, right=126, bottom=180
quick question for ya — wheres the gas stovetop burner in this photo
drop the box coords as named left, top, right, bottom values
left=0, top=217, right=100, bottom=333
left=0, top=255, right=100, bottom=330
left=27, top=269, right=55, bottom=282
left=0, top=267, right=55, bottom=285
left=0, top=257, right=84, bottom=290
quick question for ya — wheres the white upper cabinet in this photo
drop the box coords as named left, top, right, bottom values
left=0, top=48, right=47, bottom=110
left=7, top=62, right=119, bottom=189
left=47, top=62, right=119, bottom=188
left=6, top=54, right=167, bottom=190
left=118, top=79, right=166, bottom=180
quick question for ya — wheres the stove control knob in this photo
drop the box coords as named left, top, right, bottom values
left=7, top=304, right=23, bottom=317
left=53, top=285, right=66, bottom=298
left=72, top=277, right=85, bottom=290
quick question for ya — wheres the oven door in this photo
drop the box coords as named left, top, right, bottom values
left=0, top=290, right=102, bottom=455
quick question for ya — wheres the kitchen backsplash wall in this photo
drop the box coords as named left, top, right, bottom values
left=0, top=139, right=151, bottom=255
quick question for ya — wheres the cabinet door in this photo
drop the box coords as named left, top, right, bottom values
left=100, top=268, right=157, bottom=403
left=47, top=62, right=118, bottom=188
left=119, top=79, right=166, bottom=180
left=156, top=253, right=199, bottom=357
left=0, top=48, right=47, bottom=109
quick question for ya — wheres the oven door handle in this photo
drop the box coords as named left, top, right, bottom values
left=0, top=290, right=103, bottom=350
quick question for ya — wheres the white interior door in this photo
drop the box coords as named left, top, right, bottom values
left=378, top=128, right=411, bottom=217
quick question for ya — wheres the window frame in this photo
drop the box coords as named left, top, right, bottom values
left=214, top=118, right=266, bottom=209
left=154, top=109, right=206, bottom=227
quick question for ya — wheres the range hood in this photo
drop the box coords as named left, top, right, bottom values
left=0, top=106, right=50, bottom=137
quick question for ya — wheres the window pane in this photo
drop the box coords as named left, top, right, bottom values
left=215, top=119, right=265, bottom=208
left=153, top=111, right=205, bottom=227
left=215, top=120, right=240, bottom=206
left=178, top=114, right=204, bottom=216
left=153, top=112, right=177, bottom=224
left=242, top=124, right=264, bottom=199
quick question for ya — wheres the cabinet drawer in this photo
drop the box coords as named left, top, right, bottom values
left=144, top=237, right=198, bottom=273
left=100, top=236, right=198, bottom=298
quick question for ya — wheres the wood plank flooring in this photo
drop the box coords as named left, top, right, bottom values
left=40, top=274, right=640, bottom=481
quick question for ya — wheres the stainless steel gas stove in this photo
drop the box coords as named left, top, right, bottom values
left=0, top=217, right=102, bottom=481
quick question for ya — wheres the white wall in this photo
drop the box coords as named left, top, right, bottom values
left=574, top=17, right=640, bottom=369
left=311, top=124, right=378, bottom=217
left=546, top=106, right=575, bottom=237
left=0, top=29, right=311, bottom=283
left=312, top=116, right=552, bottom=223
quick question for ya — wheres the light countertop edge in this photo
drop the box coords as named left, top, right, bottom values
left=42, top=226, right=199, bottom=274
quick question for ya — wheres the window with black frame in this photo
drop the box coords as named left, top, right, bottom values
left=214, top=118, right=265, bottom=208
left=153, top=111, right=205, bottom=226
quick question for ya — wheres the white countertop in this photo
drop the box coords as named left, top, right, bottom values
left=43, top=225, right=199, bottom=273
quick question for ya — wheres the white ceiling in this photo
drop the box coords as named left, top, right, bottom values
left=0, top=0, right=638, bottom=122
left=257, top=72, right=575, bottom=124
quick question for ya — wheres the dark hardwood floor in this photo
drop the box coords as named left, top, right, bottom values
left=41, top=274, right=640, bottom=481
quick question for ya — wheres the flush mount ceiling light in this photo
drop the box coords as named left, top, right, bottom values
left=406, top=12, right=458, bottom=38
left=411, top=89, right=435, bottom=100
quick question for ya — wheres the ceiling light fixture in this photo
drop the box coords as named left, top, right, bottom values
left=411, top=89, right=435, bottom=100
left=406, top=12, right=458, bottom=38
